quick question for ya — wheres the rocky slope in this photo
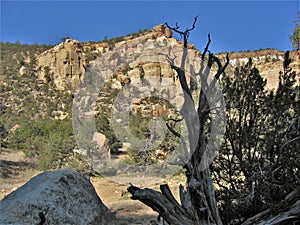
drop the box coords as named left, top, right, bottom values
left=34, top=25, right=299, bottom=92
left=2, top=24, right=298, bottom=119
left=218, top=49, right=299, bottom=89
left=0, top=24, right=299, bottom=171
left=32, top=24, right=300, bottom=124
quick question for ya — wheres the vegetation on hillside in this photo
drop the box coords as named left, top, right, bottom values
left=0, top=24, right=299, bottom=224
left=214, top=52, right=299, bottom=223
left=125, top=98, right=181, bottom=166
left=0, top=42, right=81, bottom=170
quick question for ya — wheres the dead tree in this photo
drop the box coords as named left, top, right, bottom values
left=128, top=17, right=229, bottom=225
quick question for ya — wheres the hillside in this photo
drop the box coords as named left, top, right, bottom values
left=1, top=26, right=298, bottom=117
left=1, top=25, right=299, bottom=100
left=0, top=24, right=299, bottom=225
left=0, top=24, right=299, bottom=170
left=218, top=49, right=299, bottom=89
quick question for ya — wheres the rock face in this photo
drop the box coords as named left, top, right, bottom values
left=36, top=39, right=86, bottom=90
left=217, top=49, right=300, bottom=89
left=152, top=24, right=172, bottom=37
left=26, top=25, right=300, bottom=92
left=34, top=25, right=179, bottom=91
left=0, top=169, right=114, bottom=225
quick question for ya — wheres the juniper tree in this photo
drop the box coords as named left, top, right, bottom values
left=128, top=17, right=229, bottom=225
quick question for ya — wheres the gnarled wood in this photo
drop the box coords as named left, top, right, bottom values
left=128, top=184, right=195, bottom=225
left=128, top=18, right=227, bottom=225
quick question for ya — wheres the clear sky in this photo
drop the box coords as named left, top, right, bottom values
left=0, top=1, right=299, bottom=53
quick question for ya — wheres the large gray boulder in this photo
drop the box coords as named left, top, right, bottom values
left=0, top=169, right=114, bottom=225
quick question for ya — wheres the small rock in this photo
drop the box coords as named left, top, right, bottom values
left=19, top=66, right=27, bottom=76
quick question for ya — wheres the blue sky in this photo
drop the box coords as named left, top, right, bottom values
left=1, top=1, right=299, bottom=53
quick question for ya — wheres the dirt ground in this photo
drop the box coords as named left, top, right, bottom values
left=0, top=149, right=186, bottom=225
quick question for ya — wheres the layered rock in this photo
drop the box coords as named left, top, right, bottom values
left=35, top=24, right=189, bottom=91
left=35, top=24, right=299, bottom=123
left=36, top=39, right=86, bottom=90
left=218, top=49, right=300, bottom=89
left=0, top=169, right=114, bottom=225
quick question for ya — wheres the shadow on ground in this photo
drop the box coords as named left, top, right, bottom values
left=0, top=160, right=36, bottom=178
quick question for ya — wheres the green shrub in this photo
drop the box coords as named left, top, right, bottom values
left=7, top=117, right=76, bottom=170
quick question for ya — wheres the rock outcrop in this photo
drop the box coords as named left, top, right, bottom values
left=218, top=49, right=300, bottom=89
left=34, top=25, right=299, bottom=123
left=0, top=169, right=114, bottom=225
left=19, top=65, right=27, bottom=76
left=36, top=39, right=86, bottom=90
left=35, top=24, right=181, bottom=91
left=93, top=132, right=111, bottom=160
left=38, top=24, right=298, bottom=93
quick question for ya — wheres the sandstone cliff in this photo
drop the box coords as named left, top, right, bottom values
left=36, top=39, right=86, bottom=90
left=35, top=24, right=299, bottom=92
left=33, top=24, right=299, bottom=125
left=218, top=49, right=299, bottom=89
left=35, top=24, right=194, bottom=91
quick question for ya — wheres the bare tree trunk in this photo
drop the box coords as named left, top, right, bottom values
left=128, top=18, right=229, bottom=225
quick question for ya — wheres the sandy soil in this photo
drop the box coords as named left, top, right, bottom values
left=0, top=149, right=186, bottom=225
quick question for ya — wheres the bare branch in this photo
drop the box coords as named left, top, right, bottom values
left=213, top=53, right=230, bottom=80
left=127, top=185, right=195, bottom=225
left=167, top=117, right=184, bottom=123
left=160, top=184, right=182, bottom=208
left=166, top=121, right=192, bottom=168
left=179, top=184, right=193, bottom=213
left=165, top=16, right=198, bottom=38
left=188, top=16, right=199, bottom=32
left=170, top=64, right=193, bottom=99
left=165, top=22, right=184, bottom=35
left=202, top=33, right=211, bottom=60
left=166, top=122, right=181, bottom=139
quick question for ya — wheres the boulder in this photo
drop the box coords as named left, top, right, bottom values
left=19, top=66, right=27, bottom=76
left=93, top=132, right=111, bottom=160
left=0, top=169, right=114, bottom=225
